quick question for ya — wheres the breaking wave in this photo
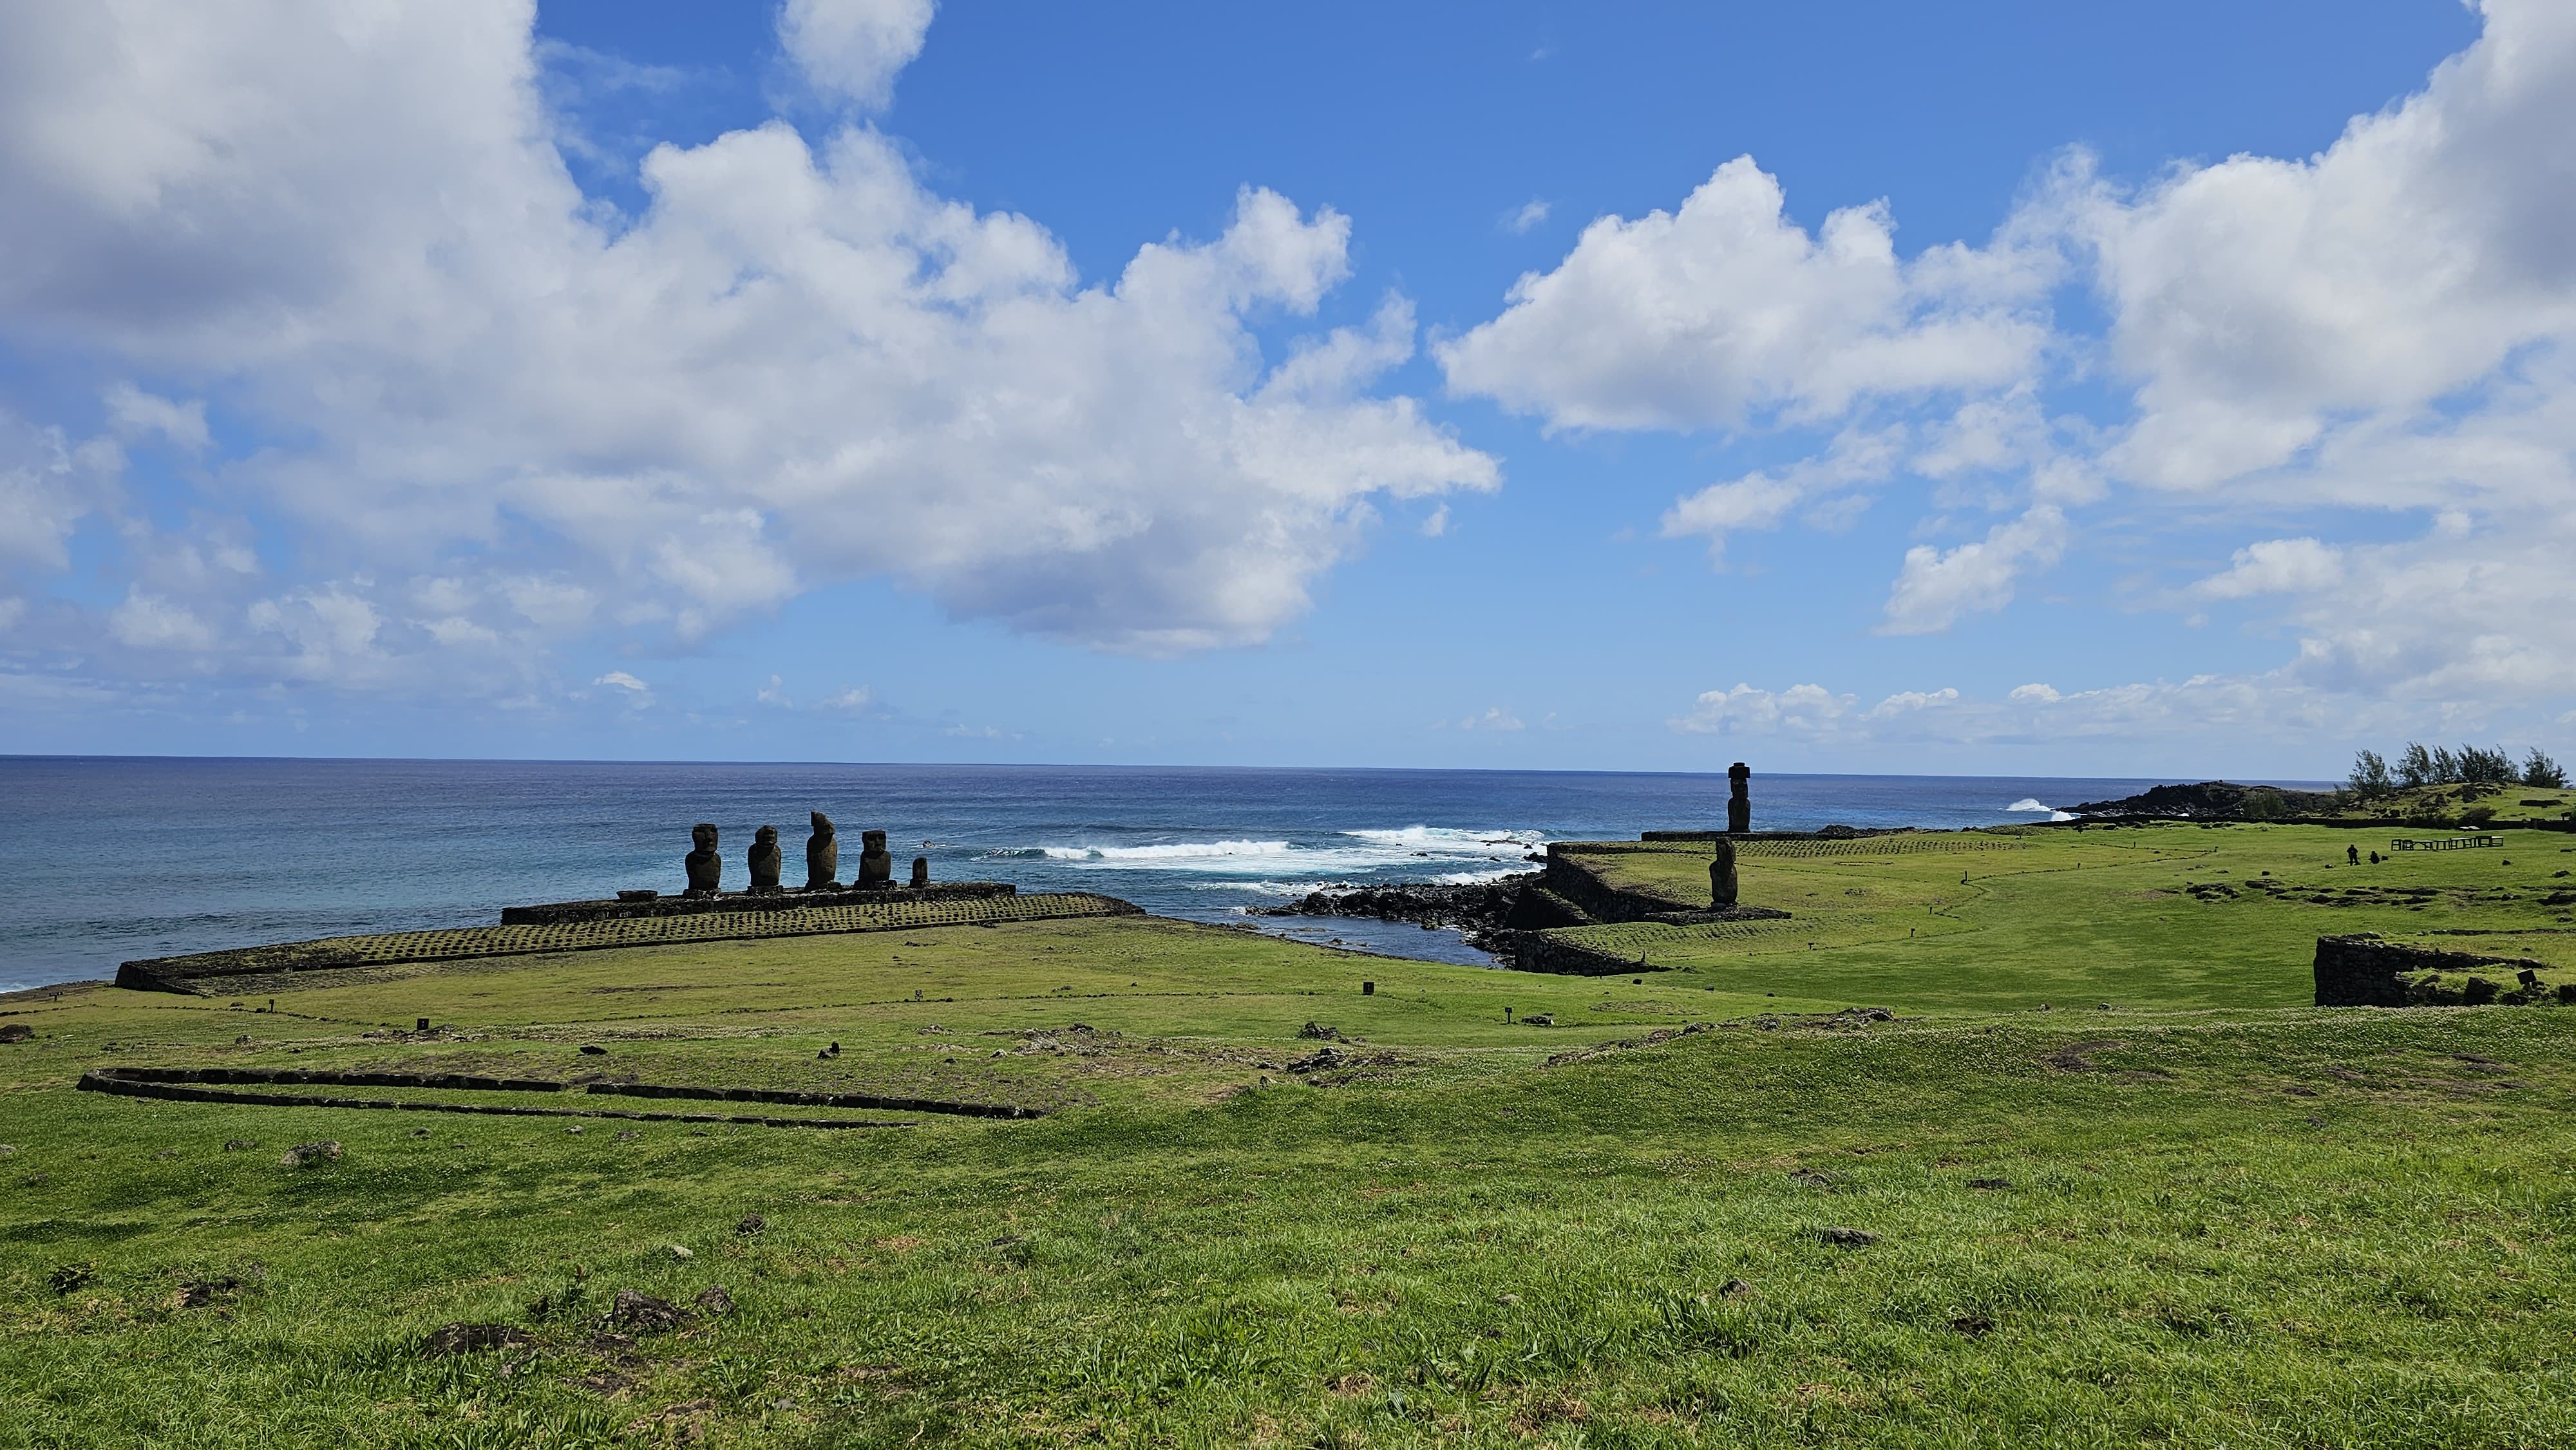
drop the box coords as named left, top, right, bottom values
left=2005, top=798, right=2076, bottom=822
left=990, top=826, right=1544, bottom=879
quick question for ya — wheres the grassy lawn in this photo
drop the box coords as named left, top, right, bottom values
left=5, top=823, right=2576, bottom=1447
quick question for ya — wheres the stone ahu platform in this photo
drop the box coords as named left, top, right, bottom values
left=117, top=887, right=1143, bottom=995
left=498, top=881, right=1014, bottom=927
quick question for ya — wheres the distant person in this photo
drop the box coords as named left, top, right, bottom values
left=2347, top=844, right=2360, bottom=865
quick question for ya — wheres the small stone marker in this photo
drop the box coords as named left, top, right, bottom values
left=1362, top=981, right=1375, bottom=995
left=911, top=856, right=930, bottom=888
left=416, top=1017, right=430, bottom=1032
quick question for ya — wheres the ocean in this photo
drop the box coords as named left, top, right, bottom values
left=0, top=757, right=2195, bottom=992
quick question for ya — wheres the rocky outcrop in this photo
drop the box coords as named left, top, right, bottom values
left=2070, top=781, right=2341, bottom=820
left=1258, top=876, right=1533, bottom=932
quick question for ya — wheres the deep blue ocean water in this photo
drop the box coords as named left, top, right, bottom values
left=0, top=758, right=2219, bottom=992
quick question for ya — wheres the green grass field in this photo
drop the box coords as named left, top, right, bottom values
left=5, top=824, right=2575, bottom=1447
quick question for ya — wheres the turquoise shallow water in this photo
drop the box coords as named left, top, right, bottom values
left=0, top=758, right=2249, bottom=990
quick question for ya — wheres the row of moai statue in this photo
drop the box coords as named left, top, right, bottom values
left=1710, top=762, right=1752, bottom=908
left=681, top=813, right=929, bottom=896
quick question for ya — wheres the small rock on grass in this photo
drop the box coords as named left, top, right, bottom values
left=1719, top=1278, right=1753, bottom=1298
left=668, top=1244, right=693, bottom=1259
left=580, top=1044, right=607, bottom=1055
left=0, top=1144, right=14, bottom=1156
left=223, top=1140, right=258, bottom=1152
left=735, top=1213, right=765, bottom=1235
left=280, top=1140, right=342, bottom=1167
left=693, top=1285, right=734, bottom=1315
left=422, top=1322, right=533, bottom=1356
left=1949, top=1313, right=1994, bottom=1337
left=609, top=1290, right=687, bottom=1333
left=1815, top=1227, right=1877, bottom=1247
left=1967, top=1178, right=2008, bottom=1191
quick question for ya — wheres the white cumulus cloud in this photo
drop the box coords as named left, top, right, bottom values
left=0, top=0, right=1498, bottom=712
left=1439, top=156, right=2058, bottom=433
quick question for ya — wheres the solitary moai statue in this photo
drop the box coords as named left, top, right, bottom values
left=806, top=811, right=840, bottom=888
left=1726, top=761, right=1752, bottom=834
left=1710, top=835, right=1739, bottom=909
left=857, top=829, right=894, bottom=887
left=910, top=856, right=929, bottom=888
left=747, top=825, right=784, bottom=893
left=684, top=824, right=723, bottom=896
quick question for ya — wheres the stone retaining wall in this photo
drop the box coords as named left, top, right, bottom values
left=499, top=881, right=1012, bottom=926
left=117, top=890, right=1143, bottom=994
left=2313, top=933, right=2566, bottom=1006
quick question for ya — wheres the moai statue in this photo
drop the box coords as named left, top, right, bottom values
left=1709, top=835, right=1739, bottom=909
left=909, top=856, right=929, bottom=889
left=856, top=829, right=894, bottom=887
left=683, top=824, right=723, bottom=896
left=806, top=811, right=840, bottom=889
left=747, top=825, right=784, bottom=893
left=1726, top=762, right=1752, bottom=835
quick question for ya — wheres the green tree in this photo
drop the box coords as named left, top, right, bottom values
left=2457, top=744, right=2518, bottom=785
left=2398, top=742, right=2438, bottom=789
left=2347, top=749, right=2394, bottom=800
left=2527, top=748, right=2569, bottom=789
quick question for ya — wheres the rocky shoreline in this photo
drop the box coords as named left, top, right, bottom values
left=1256, top=875, right=1536, bottom=956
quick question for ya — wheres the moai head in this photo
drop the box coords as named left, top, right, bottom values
left=809, top=811, right=834, bottom=841
left=691, top=823, right=719, bottom=854
left=754, top=824, right=779, bottom=851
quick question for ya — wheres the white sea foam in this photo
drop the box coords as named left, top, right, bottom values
left=2005, top=798, right=2076, bottom=822
left=1007, top=825, right=1544, bottom=878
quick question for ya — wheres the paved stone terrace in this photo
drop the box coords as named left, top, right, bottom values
left=117, top=891, right=1144, bottom=993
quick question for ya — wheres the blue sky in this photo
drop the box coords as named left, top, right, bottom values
left=2, top=0, right=2567, bottom=777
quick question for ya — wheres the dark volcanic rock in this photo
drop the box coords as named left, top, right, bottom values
left=1259, top=876, right=1535, bottom=934
left=2067, top=780, right=2340, bottom=820
left=1815, top=1227, right=1878, bottom=1248
left=694, top=1285, right=735, bottom=1315
left=609, top=1290, right=687, bottom=1333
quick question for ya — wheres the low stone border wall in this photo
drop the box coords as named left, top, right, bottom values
left=77, top=1065, right=1043, bottom=1119
left=117, top=890, right=1144, bottom=994
left=77, top=1069, right=914, bottom=1130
